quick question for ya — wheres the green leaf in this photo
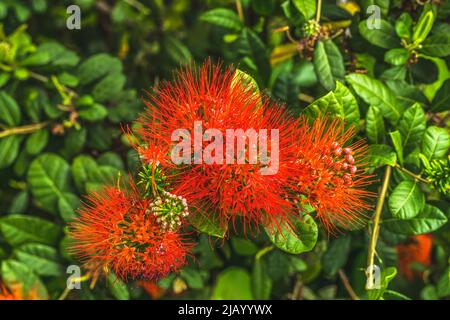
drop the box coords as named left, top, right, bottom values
left=265, top=214, right=318, bottom=255
left=436, top=267, right=450, bottom=298
left=313, top=40, right=344, bottom=91
left=412, top=6, right=435, bottom=44
left=231, top=237, right=258, bottom=256
left=1, top=259, right=48, bottom=299
left=61, top=127, right=87, bottom=158
left=421, top=126, right=450, bottom=160
left=200, top=8, right=243, bottom=32
left=76, top=53, right=122, bottom=86
left=304, top=92, right=343, bottom=118
left=251, top=0, right=276, bottom=16
left=431, top=79, right=450, bottom=112
left=333, top=81, right=360, bottom=128
left=346, top=73, right=403, bottom=124
left=58, top=192, right=80, bottom=222
left=384, top=48, right=409, bottom=66
left=189, top=212, right=227, bottom=238
left=97, top=152, right=125, bottom=170
left=163, top=35, right=192, bottom=65
left=180, top=267, right=207, bottom=289
left=251, top=259, right=272, bottom=300
left=240, top=28, right=271, bottom=86
left=385, top=80, right=429, bottom=109
left=28, top=153, right=71, bottom=214
left=388, top=181, right=425, bottom=219
left=292, top=0, right=316, bottom=20
left=0, top=214, right=61, bottom=246
left=92, top=73, right=126, bottom=103
left=398, top=103, right=426, bottom=148
left=384, top=204, right=448, bottom=235
left=25, top=129, right=49, bottom=155
left=389, top=130, right=404, bottom=165
left=395, top=12, right=412, bottom=39
left=212, top=267, right=253, bottom=299
left=0, top=135, right=22, bottom=169
left=86, top=165, right=120, bottom=190
left=71, top=155, right=97, bottom=193
left=8, top=191, right=28, bottom=214
left=366, top=106, right=385, bottom=144
left=13, top=243, right=63, bottom=276
left=359, top=19, right=399, bottom=49
left=0, top=91, right=21, bottom=127
left=78, top=103, right=108, bottom=122
left=322, top=235, right=351, bottom=277
left=421, top=33, right=450, bottom=57
left=368, top=144, right=397, bottom=168
left=107, top=273, right=130, bottom=300
left=35, top=42, right=79, bottom=69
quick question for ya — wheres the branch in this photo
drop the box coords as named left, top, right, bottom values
left=0, top=122, right=49, bottom=139
left=394, top=164, right=431, bottom=184
left=338, top=269, right=360, bottom=300
left=366, top=165, right=391, bottom=290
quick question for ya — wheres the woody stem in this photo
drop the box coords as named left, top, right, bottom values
left=366, top=165, right=391, bottom=289
left=0, top=122, right=49, bottom=139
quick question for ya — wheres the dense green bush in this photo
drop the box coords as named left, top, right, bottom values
left=0, top=0, right=449, bottom=300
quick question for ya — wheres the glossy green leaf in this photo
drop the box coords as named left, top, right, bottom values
left=212, top=267, right=253, bottom=299
left=421, top=126, right=450, bottom=160
left=313, top=40, right=344, bottom=91
left=0, top=214, right=61, bottom=246
left=346, top=73, right=403, bottom=124
left=265, top=215, right=318, bottom=255
left=384, top=204, right=448, bottom=235
left=365, top=106, right=385, bottom=144
left=388, top=181, right=425, bottom=219
left=28, top=153, right=71, bottom=213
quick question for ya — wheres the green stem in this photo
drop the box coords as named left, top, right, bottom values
left=235, top=0, right=244, bottom=22
left=316, top=0, right=322, bottom=22
left=394, top=164, right=431, bottom=184
left=366, top=165, right=391, bottom=290
left=255, top=246, right=273, bottom=260
left=0, top=122, right=49, bottom=139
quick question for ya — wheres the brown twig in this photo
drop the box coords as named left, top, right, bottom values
left=338, top=269, right=360, bottom=300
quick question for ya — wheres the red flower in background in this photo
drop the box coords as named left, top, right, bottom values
left=136, top=61, right=303, bottom=233
left=292, top=116, right=375, bottom=233
left=70, top=185, right=192, bottom=280
left=0, top=283, right=39, bottom=300
left=397, top=234, right=433, bottom=281
left=138, top=281, right=166, bottom=299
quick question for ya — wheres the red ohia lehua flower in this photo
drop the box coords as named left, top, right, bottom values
left=292, top=116, right=375, bottom=233
left=135, top=61, right=302, bottom=233
left=397, top=234, right=433, bottom=281
left=69, top=182, right=192, bottom=281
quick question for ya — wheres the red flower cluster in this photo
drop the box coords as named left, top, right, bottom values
left=70, top=183, right=192, bottom=281
left=292, top=116, right=374, bottom=233
left=135, top=62, right=303, bottom=232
